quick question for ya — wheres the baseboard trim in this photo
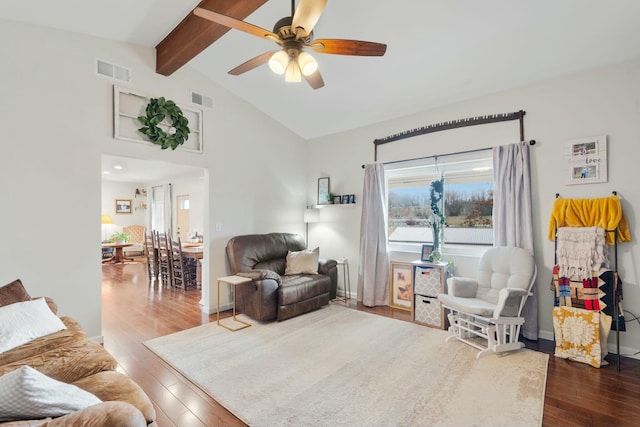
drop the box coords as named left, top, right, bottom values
left=200, top=302, right=233, bottom=314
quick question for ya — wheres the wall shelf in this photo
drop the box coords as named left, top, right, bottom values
left=315, top=203, right=357, bottom=209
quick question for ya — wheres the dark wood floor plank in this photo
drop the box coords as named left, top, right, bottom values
left=102, top=262, right=640, bottom=427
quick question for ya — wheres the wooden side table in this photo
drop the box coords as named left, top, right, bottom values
left=217, top=275, right=252, bottom=331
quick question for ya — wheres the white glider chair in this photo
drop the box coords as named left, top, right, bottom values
left=437, top=246, right=536, bottom=358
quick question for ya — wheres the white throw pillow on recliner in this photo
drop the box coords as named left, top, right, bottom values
left=0, top=366, right=102, bottom=421
left=0, top=297, right=66, bottom=354
left=285, top=247, right=320, bottom=275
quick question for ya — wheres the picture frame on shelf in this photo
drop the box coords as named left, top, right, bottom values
left=389, top=262, right=413, bottom=311
left=349, top=194, right=356, bottom=204
left=340, top=195, right=349, bottom=204
left=115, top=199, right=132, bottom=214
left=420, top=244, right=434, bottom=262
left=318, top=177, right=330, bottom=205
left=333, top=195, right=342, bottom=204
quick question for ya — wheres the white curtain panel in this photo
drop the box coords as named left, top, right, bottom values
left=357, top=163, right=390, bottom=306
left=163, top=183, right=173, bottom=237
left=493, top=141, right=538, bottom=340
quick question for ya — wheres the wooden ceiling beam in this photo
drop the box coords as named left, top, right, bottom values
left=156, top=0, right=268, bottom=76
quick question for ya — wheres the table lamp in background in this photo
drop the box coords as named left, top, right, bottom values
left=303, top=207, right=319, bottom=247
left=101, top=214, right=114, bottom=241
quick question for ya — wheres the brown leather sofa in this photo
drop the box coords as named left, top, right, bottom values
left=0, top=279, right=156, bottom=427
left=226, top=233, right=337, bottom=321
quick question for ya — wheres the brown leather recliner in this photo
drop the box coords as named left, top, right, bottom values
left=226, top=233, right=337, bottom=321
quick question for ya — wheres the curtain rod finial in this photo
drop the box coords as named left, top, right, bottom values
left=529, top=139, right=536, bottom=145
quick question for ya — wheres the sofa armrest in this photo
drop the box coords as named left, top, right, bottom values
left=318, top=258, right=337, bottom=275
left=446, top=277, right=478, bottom=298
left=47, top=401, right=147, bottom=427
left=236, top=269, right=281, bottom=284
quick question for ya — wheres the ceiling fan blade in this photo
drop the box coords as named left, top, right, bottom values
left=309, top=39, right=387, bottom=56
left=291, top=0, right=327, bottom=39
left=193, top=7, right=278, bottom=41
left=303, top=69, right=325, bottom=89
left=228, top=51, right=278, bottom=75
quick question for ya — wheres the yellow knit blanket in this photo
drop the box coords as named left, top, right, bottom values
left=548, top=196, right=631, bottom=245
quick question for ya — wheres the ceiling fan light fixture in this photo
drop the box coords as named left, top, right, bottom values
left=268, top=50, right=289, bottom=75
left=297, top=51, right=318, bottom=76
left=284, top=59, right=302, bottom=82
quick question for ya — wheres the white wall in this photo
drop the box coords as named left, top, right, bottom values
left=307, top=58, right=640, bottom=354
left=0, top=19, right=306, bottom=338
left=101, top=181, right=147, bottom=239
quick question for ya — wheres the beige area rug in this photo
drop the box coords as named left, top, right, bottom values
left=144, top=304, right=548, bottom=427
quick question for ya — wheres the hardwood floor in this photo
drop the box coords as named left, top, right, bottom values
left=102, top=262, right=640, bottom=427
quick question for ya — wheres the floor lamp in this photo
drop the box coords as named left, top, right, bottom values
left=303, top=207, right=319, bottom=247
left=101, top=214, right=114, bottom=241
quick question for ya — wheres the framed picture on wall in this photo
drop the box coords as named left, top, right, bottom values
left=115, top=199, right=132, bottom=214
left=564, top=135, right=607, bottom=185
left=318, top=177, right=330, bottom=205
left=389, top=262, right=413, bottom=311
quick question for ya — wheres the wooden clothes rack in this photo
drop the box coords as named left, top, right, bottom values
left=552, top=192, right=623, bottom=370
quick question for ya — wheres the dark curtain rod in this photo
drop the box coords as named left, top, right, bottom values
left=361, top=139, right=536, bottom=169
left=374, top=110, right=526, bottom=146
left=370, top=110, right=527, bottom=163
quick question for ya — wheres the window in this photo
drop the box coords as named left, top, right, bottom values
left=386, top=151, right=494, bottom=247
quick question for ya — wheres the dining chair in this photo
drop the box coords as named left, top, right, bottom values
left=155, top=231, right=173, bottom=288
left=169, top=236, right=197, bottom=291
left=144, top=229, right=157, bottom=280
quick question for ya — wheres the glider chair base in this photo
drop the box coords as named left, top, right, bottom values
left=444, top=308, right=525, bottom=358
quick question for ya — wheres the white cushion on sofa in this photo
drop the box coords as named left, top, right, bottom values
left=0, top=298, right=66, bottom=354
left=0, top=366, right=102, bottom=421
left=285, top=247, right=320, bottom=275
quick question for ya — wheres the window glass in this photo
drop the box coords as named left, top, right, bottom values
left=386, top=152, right=494, bottom=246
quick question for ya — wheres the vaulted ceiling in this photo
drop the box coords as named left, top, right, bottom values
left=2, top=1, right=640, bottom=140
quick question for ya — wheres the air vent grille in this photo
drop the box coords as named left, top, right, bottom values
left=191, top=91, right=213, bottom=109
left=96, top=59, right=131, bottom=83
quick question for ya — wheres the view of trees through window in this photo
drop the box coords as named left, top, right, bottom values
left=388, top=180, right=494, bottom=245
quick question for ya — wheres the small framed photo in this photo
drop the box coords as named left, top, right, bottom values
left=341, top=195, right=350, bottom=204
left=420, top=244, right=433, bottom=262
left=564, top=135, right=607, bottom=185
left=318, top=177, right=330, bottom=205
left=349, top=194, right=355, bottom=204
left=389, top=262, right=413, bottom=311
left=333, top=195, right=342, bottom=204
left=115, top=199, right=132, bottom=214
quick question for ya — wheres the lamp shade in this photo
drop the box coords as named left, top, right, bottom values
left=284, top=59, right=302, bottom=82
left=268, top=50, right=289, bottom=75
left=101, top=214, right=114, bottom=225
left=297, top=51, right=318, bottom=76
left=304, top=208, right=320, bottom=223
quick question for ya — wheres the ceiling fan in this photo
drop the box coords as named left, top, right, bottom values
left=193, top=0, right=387, bottom=89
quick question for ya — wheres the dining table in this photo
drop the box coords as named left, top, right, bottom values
left=102, top=242, right=134, bottom=264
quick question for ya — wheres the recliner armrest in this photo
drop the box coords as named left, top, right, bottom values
left=318, top=258, right=337, bottom=275
left=236, top=269, right=281, bottom=284
left=447, top=277, right=478, bottom=298
left=493, top=288, right=530, bottom=318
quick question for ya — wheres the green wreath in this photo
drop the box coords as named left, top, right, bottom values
left=137, top=97, right=190, bottom=150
